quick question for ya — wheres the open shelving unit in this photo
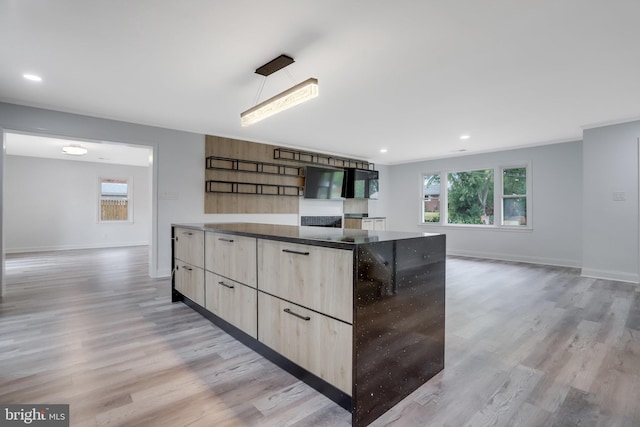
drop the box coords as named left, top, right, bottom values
left=273, top=148, right=375, bottom=170
left=205, top=180, right=303, bottom=197
left=206, top=156, right=305, bottom=177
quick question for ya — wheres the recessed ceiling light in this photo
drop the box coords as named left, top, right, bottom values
left=62, top=145, right=88, bottom=155
left=23, top=74, right=42, bottom=82
left=380, top=148, right=388, bottom=153
left=460, top=134, right=470, bottom=140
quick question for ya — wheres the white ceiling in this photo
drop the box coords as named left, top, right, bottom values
left=1, top=1, right=639, bottom=165
left=5, top=133, right=152, bottom=167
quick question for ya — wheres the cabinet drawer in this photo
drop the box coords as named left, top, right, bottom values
left=343, top=218, right=362, bottom=230
left=174, top=260, right=205, bottom=306
left=258, top=239, right=353, bottom=323
left=258, top=292, right=352, bottom=395
left=205, top=232, right=257, bottom=287
left=205, top=272, right=257, bottom=338
left=373, top=218, right=386, bottom=230
left=174, top=227, right=204, bottom=268
left=361, top=219, right=374, bottom=230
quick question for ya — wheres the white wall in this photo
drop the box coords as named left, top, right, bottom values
left=5, top=155, right=150, bottom=252
left=386, top=141, right=584, bottom=267
left=582, top=120, right=640, bottom=283
left=368, top=163, right=390, bottom=219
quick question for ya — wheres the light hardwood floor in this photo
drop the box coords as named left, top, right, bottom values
left=1, top=247, right=639, bottom=426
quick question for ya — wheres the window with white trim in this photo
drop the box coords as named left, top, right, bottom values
left=501, top=167, right=528, bottom=226
left=421, top=164, right=530, bottom=228
left=99, top=177, right=131, bottom=222
left=447, top=169, right=494, bottom=225
left=422, top=173, right=441, bottom=223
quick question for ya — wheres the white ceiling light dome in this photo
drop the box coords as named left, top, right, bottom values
left=62, top=144, right=88, bottom=155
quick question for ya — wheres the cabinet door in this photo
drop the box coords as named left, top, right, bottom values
left=258, top=239, right=353, bottom=323
left=361, top=219, right=374, bottom=230
left=174, top=261, right=205, bottom=306
left=258, top=292, right=352, bottom=395
left=205, top=232, right=257, bottom=287
left=205, top=272, right=257, bottom=338
left=373, top=218, right=386, bottom=230
left=343, top=218, right=362, bottom=230
left=174, top=227, right=204, bottom=268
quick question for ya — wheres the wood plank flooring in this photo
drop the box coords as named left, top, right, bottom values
left=1, top=247, right=639, bottom=426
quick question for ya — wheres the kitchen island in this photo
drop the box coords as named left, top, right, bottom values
left=171, top=223, right=445, bottom=426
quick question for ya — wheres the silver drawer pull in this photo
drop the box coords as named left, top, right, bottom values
left=283, top=308, right=311, bottom=321
left=282, top=249, right=310, bottom=256
left=183, top=265, right=193, bottom=271
left=218, top=281, right=234, bottom=289
left=218, top=238, right=234, bottom=243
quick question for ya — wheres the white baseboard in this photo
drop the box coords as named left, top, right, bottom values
left=580, top=268, right=639, bottom=284
left=5, top=242, right=149, bottom=254
left=449, top=248, right=639, bottom=283
left=447, top=249, right=581, bottom=269
left=154, top=268, right=172, bottom=278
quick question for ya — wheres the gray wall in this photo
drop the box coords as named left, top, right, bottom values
left=387, top=141, right=584, bottom=267
left=582, top=120, right=640, bottom=282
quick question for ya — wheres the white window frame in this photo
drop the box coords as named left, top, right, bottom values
left=421, top=172, right=442, bottom=224
left=444, top=167, right=496, bottom=227
left=98, top=176, right=133, bottom=223
left=420, top=162, right=532, bottom=230
left=499, top=163, right=532, bottom=229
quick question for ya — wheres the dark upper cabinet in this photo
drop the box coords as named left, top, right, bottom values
left=342, top=168, right=379, bottom=199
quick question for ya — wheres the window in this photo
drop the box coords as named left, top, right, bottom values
left=447, top=169, right=494, bottom=225
left=502, top=167, right=527, bottom=226
left=99, top=178, right=130, bottom=222
left=422, top=174, right=441, bottom=223
left=421, top=164, right=530, bottom=228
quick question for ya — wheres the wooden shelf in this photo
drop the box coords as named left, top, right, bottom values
left=206, top=180, right=303, bottom=197
left=206, top=156, right=304, bottom=177
left=273, top=148, right=374, bottom=170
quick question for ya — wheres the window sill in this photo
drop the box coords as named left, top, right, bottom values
left=418, top=223, right=533, bottom=233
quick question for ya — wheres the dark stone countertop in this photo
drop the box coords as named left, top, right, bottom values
left=173, top=223, right=440, bottom=250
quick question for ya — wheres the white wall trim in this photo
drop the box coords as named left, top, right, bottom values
left=448, top=249, right=581, bottom=269
left=5, top=241, right=148, bottom=254
left=156, top=268, right=172, bottom=278
left=580, top=268, right=639, bottom=284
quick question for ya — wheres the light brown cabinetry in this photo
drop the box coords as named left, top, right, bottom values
left=174, top=227, right=204, bottom=268
left=173, top=227, right=205, bottom=305
left=204, top=232, right=257, bottom=337
left=257, top=239, right=353, bottom=323
left=205, top=232, right=257, bottom=286
left=205, top=272, right=257, bottom=338
left=343, top=218, right=362, bottom=229
left=174, top=262, right=205, bottom=306
left=258, top=292, right=352, bottom=394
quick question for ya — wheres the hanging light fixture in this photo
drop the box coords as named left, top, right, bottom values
left=240, top=55, right=318, bottom=127
left=62, top=144, right=88, bottom=155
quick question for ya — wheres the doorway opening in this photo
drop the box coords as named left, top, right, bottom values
left=2, top=131, right=156, bottom=294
